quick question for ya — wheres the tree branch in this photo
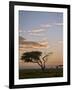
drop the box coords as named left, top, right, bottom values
left=42, top=52, right=53, bottom=62
left=32, top=60, right=42, bottom=67
left=42, top=52, right=53, bottom=69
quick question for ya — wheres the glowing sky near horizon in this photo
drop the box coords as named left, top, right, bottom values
left=19, top=11, right=63, bottom=69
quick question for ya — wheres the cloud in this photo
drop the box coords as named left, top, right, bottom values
left=40, top=22, right=63, bottom=28
left=19, top=36, right=26, bottom=40
left=19, top=30, right=23, bottom=33
left=19, top=36, right=48, bottom=49
left=20, top=41, right=48, bottom=49
left=31, top=29, right=45, bottom=33
left=27, top=28, right=45, bottom=36
left=54, top=23, right=63, bottom=26
left=19, top=22, right=63, bottom=35
left=28, top=24, right=51, bottom=35
left=39, top=41, right=48, bottom=45
left=19, top=36, right=26, bottom=44
left=40, top=24, right=51, bottom=28
left=28, top=28, right=45, bottom=35
left=19, top=30, right=27, bottom=34
left=29, top=33, right=44, bottom=36
left=58, top=40, right=63, bottom=44
left=39, top=37, right=48, bottom=41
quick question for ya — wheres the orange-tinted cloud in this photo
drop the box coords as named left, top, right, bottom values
left=19, top=36, right=48, bottom=49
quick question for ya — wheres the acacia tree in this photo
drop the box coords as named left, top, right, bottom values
left=21, top=51, right=52, bottom=71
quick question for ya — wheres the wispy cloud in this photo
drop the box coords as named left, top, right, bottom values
left=19, top=30, right=27, bottom=34
left=39, top=41, right=48, bottom=45
left=58, top=40, right=63, bottom=44
left=19, top=30, right=23, bottom=33
left=19, top=36, right=26, bottom=44
left=29, top=33, right=43, bottom=36
left=40, top=24, right=51, bottom=28
left=19, top=22, right=63, bottom=37
left=40, top=23, right=63, bottom=28
left=19, top=36, right=48, bottom=49
left=20, top=42, right=48, bottom=49
left=54, top=23, right=63, bottom=26
left=31, top=29, right=45, bottom=33
left=28, top=28, right=45, bottom=33
left=39, top=37, right=48, bottom=41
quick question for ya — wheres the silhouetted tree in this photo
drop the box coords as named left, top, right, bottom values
left=21, top=51, right=52, bottom=71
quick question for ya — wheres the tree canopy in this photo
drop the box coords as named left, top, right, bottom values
left=21, top=51, right=53, bottom=71
left=21, top=51, right=42, bottom=62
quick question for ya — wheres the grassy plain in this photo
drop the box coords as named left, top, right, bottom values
left=19, top=68, right=63, bottom=79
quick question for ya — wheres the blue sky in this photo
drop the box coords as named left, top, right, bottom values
left=19, top=11, right=63, bottom=43
left=19, top=10, right=63, bottom=68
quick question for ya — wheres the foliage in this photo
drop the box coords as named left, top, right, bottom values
left=21, top=51, right=42, bottom=62
left=21, top=51, right=53, bottom=71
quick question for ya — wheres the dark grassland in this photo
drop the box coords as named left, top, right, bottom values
left=19, top=68, right=63, bottom=79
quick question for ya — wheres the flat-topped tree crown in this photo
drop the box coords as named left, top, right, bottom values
left=21, top=51, right=42, bottom=62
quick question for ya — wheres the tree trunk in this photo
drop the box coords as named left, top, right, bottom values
left=41, top=66, right=45, bottom=72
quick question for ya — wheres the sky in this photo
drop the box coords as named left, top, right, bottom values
left=19, top=10, right=63, bottom=69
